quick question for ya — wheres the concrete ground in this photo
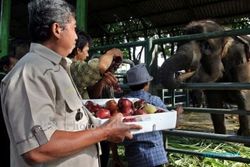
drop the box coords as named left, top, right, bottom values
left=177, top=111, right=240, bottom=134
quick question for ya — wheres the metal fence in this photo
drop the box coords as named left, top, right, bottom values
left=162, top=82, right=250, bottom=163
left=92, top=28, right=250, bottom=163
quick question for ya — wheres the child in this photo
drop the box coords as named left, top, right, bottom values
left=124, top=63, right=183, bottom=167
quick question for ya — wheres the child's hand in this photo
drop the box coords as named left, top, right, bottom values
left=175, top=105, right=184, bottom=128
left=175, top=105, right=184, bottom=115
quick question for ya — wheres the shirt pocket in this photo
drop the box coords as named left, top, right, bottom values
left=64, top=96, right=89, bottom=131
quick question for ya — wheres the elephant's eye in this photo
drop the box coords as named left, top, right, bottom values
left=202, top=41, right=210, bottom=49
left=200, top=41, right=212, bottom=55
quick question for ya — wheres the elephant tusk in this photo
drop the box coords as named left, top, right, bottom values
left=177, top=71, right=196, bottom=81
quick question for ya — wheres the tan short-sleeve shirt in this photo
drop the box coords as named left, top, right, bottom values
left=1, top=43, right=98, bottom=167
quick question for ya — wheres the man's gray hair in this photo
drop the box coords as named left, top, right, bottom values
left=28, top=0, right=75, bottom=43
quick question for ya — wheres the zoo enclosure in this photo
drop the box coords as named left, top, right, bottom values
left=92, top=27, right=250, bottom=163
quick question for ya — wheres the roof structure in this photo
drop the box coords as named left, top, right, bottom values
left=85, top=0, right=250, bottom=38
left=10, top=0, right=250, bottom=41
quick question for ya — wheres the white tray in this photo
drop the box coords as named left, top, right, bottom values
left=83, top=98, right=177, bottom=134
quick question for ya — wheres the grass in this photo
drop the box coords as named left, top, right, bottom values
left=167, top=136, right=250, bottom=167
left=114, top=137, right=250, bottom=167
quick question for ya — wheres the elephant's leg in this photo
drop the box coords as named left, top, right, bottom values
left=236, top=98, right=250, bottom=146
left=224, top=90, right=250, bottom=137
left=190, top=90, right=205, bottom=107
left=210, top=114, right=226, bottom=134
left=238, top=114, right=250, bottom=147
left=238, top=115, right=250, bottom=136
left=205, top=91, right=226, bottom=134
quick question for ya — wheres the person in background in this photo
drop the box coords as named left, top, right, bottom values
left=68, top=30, right=121, bottom=99
left=0, top=55, right=18, bottom=80
left=68, top=30, right=123, bottom=167
left=0, top=54, right=18, bottom=167
left=0, top=0, right=141, bottom=167
left=124, top=64, right=183, bottom=167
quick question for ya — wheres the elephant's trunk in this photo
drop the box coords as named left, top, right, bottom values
left=158, top=54, right=193, bottom=89
left=158, top=41, right=201, bottom=89
left=177, top=71, right=196, bottom=81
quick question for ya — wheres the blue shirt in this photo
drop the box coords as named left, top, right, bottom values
left=124, top=89, right=168, bottom=167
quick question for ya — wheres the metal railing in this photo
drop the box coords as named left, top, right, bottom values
left=162, top=82, right=250, bottom=163
left=92, top=28, right=250, bottom=164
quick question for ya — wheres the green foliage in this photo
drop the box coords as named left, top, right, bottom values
left=168, top=137, right=250, bottom=167
left=231, top=18, right=250, bottom=29
left=114, top=136, right=250, bottom=167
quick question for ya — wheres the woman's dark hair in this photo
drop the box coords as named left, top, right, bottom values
left=68, top=30, right=92, bottom=58
left=129, top=82, right=148, bottom=91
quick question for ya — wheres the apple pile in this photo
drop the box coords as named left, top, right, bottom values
left=84, top=98, right=165, bottom=119
left=85, top=100, right=111, bottom=119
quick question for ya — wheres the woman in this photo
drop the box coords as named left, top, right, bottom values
left=68, top=30, right=122, bottom=99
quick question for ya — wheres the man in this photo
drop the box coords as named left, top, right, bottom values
left=0, top=55, right=18, bottom=166
left=0, top=0, right=141, bottom=166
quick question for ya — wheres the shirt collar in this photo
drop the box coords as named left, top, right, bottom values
left=29, top=43, right=63, bottom=65
left=128, top=89, right=145, bottom=96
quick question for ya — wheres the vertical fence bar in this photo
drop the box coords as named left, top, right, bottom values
left=76, top=0, right=88, bottom=31
left=0, top=0, right=11, bottom=57
left=145, top=38, right=153, bottom=68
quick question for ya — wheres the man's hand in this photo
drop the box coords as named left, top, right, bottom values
left=106, top=48, right=123, bottom=58
left=101, top=72, right=118, bottom=87
left=87, top=72, right=118, bottom=98
left=101, top=113, right=142, bottom=143
left=99, top=48, right=123, bottom=74
left=175, top=105, right=184, bottom=128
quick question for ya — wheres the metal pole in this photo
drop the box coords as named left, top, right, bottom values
left=153, top=28, right=250, bottom=45
left=165, top=129, right=250, bottom=144
left=181, top=82, right=250, bottom=90
left=91, top=41, right=147, bottom=52
left=145, top=37, right=153, bottom=68
left=182, top=107, right=250, bottom=115
left=76, top=0, right=87, bottom=31
left=167, top=148, right=250, bottom=163
left=0, top=0, right=11, bottom=57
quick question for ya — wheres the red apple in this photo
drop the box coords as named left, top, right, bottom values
left=85, top=101, right=95, bottom=113
left=134, top=99, right=146, bottom=110
left=84, top=101, right=103, bottom=114
left=134, top=108, right=146, bottom=115
left=155, top=109, right=165, bottom=113
left=105, top=99, right=118, bottom=115
left=120, top=107, right=134, bottom=116
left=91, top=105, right=102, bottom=114
left=118, top=98, right=133, bottom=109
left=96, top=108, right=111, bottom=119
left=85, top=100, right=94, bottom=107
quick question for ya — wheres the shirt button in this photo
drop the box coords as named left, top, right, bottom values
left=75, top=109, right=83, bottom=121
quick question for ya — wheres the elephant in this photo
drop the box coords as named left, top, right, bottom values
left=158, top=20, right=250, bottom=136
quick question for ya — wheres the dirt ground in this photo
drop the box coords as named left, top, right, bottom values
left=177, top=111, right=240, bottom=134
